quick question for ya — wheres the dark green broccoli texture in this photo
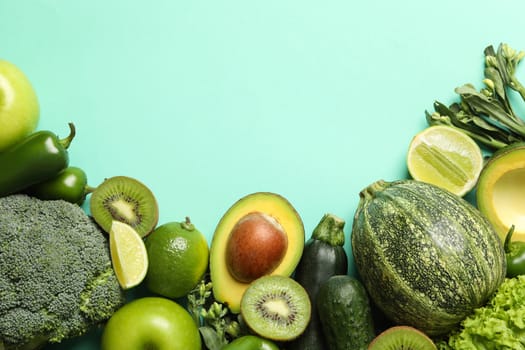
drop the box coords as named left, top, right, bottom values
left=0, top=194, right=125, bottom=350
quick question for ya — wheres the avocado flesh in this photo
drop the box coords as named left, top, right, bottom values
left=477, top=144, right=525, bottom=242
left=209, top=192, right=304, bottom=313
left=492, top=168, right=525, bottom=241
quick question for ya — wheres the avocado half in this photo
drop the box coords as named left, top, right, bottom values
left=209, top=192, right=305, bottom=313
left=477, top=142, right=525, bottom=242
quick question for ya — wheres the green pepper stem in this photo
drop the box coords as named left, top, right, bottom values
left=503, top=225, right=515, bottom=253
left=59, top=123, right=76, bottom=149
left=84, top=185, right=96, bottom=196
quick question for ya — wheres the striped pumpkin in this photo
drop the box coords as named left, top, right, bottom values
left=351, top=179, right=506, bottom=336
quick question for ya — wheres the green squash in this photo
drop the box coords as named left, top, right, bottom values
left=351, top=179, right=506, bottom=336
left=289, top=213, right=348, bottom=350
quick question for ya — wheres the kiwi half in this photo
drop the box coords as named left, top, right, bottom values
left=368, top=326, right=437, bottom=350
left=240, top=275, right=311, bottom=341
left=90, top=176, right=159, bottom=237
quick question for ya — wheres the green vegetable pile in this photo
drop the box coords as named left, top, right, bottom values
left=437, top=275, right=525, bottom=349
left=0, top=194, right=124, bottom=350
left=2, top=42, right=525, bottom=350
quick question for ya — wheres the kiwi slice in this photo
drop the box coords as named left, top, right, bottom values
left=368, top=326, right=437, bottom=350
left=90, top=176, right=159, bottom=237
left=240, top=275, right=311, bottom=341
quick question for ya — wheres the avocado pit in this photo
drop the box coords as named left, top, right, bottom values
left=225, top=212, right=288, bottom=283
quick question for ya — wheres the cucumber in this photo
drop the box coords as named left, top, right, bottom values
left=288, top=214, right=348, bottom=350
left=316, top=275, right=375, bottom=350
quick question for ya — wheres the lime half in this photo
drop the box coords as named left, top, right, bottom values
left=109, top=220, right=149, bottom=289
left=407, top=125, right=483, bottom=196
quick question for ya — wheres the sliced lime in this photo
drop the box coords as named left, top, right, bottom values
left=407, top=125, right=483, bottom=196
left=109, top=220, right=148, bottom=289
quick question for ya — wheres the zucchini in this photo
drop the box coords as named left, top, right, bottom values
left=316, top=275, right=375, bottom=350
left=288, top=214, right=348, bottom=350
left=351, top=179, right=506, bottom=336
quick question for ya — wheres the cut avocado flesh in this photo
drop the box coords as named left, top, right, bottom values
left=477, top=143, right=525, bottom=242
left=209, top=192, right=305, bottom=313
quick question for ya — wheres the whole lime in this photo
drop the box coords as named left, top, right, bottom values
left=101, top=297, right=201, bottom=350
left=145, top=217, right=209, bottom=298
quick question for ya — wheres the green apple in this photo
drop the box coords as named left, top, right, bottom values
left=0, top=59, right=39, bottom=151
left=222, top=335, right=280, bottom=350
left=101, top=297, right=202, bottom=350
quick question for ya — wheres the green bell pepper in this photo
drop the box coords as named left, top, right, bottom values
left=0, top=123, right=75, bottom=197
left=25, top=166, right=93, bottom=204
left=504, top=225, right=525, bottom=277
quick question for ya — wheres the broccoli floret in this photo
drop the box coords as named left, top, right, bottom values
left=0, top=194, right=125, bottom=350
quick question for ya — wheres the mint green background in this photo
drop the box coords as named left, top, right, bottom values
left=1, top=0, right=524, bottom=348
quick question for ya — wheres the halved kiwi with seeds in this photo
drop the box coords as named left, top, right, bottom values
left=90, top=176, right=159, bottom=237
left=240, top=275, right=311, bottom=341
left=368, top=326, right=437, bottom=350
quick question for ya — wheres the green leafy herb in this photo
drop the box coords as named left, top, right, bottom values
left=436, top=275, right=525, bottom=349
left=187, top=276, right=241, bottom=350
left=427, top=43, right=525, bottom=150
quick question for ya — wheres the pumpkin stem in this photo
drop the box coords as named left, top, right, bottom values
left=360, top=180, right=390, bottom=201
left=312, top=213, right=345, bottom=247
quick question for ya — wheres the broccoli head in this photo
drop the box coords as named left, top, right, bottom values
left=0, top=194, right=125, bottom=350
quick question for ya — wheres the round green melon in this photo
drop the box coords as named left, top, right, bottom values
left=351, top=179, right=506, bottom=336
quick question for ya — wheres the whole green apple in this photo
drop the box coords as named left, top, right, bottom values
left=222, top=335, right=280, bottom=350
left=101, top=297, right=202, bottom=350
left=0, top=59, right=39, bottom=151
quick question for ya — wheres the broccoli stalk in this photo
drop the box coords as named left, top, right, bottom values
left=0, top=194, right=125, bottom=350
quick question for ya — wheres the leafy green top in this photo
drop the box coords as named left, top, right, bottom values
left=436, top=275, right=525, bottom=349
left=427, top=43, right=525, bottom=150
left=187, top=276, right=242, bottom=350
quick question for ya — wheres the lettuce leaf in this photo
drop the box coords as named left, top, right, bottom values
left=437, top=275, right=525, bottom=350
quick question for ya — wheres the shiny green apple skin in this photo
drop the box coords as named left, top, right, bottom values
left=222, top=335, right=280, bottom=350
left=101, top=297, right=202, bottom=350
left=0, top=59, right=39, bottom=151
